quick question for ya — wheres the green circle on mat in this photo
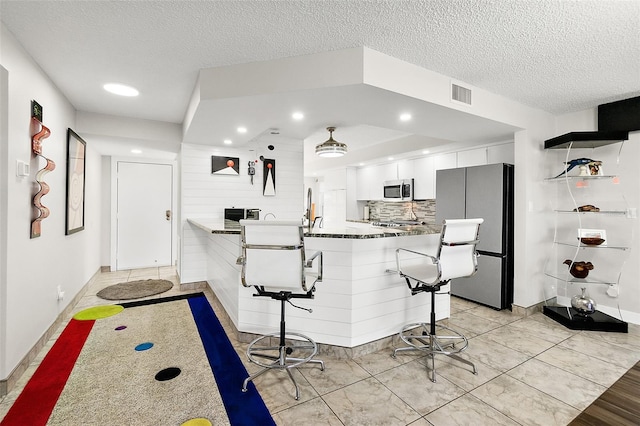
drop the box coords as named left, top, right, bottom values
left=73, top=305, right=124, bottom=320
left=181, top=419, right=212, bottom=426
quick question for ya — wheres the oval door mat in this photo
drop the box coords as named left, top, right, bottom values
left=97, top=279, right=173, bottom=300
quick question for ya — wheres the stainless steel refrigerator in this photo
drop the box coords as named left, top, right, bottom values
left=435, top=163, right=514, bottom=310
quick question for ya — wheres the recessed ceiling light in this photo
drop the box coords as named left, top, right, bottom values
left=237, top=127, right=247, bottom=133
left=104, top=83, right=139, bottom=97
left=359, top=163, right=365, bottom=166
left=131, top=149, right=142, bottom=154
left=223, top=139, right=232, bottom=145
left=292, top=112, right=304, bottom=120
left=422, top=150, right=430, bottom=154
left=399, top=113, right=412, bottom=121
left=388, top=157, right=394, bottom=161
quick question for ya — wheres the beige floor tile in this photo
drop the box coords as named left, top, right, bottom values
left=128, top=267, right=160, bottom=279
left=588, top=328, right=640, bottom=352
left=508, top=314, right=576, bottom=344
left=535, top=345, right=629, bottom=387
left=272, top=396, right=343, bottom=425
left=408, top=418, right=431, bottom=426
left=463, top=335, right=530, bottom=372
left=425, top=394, right=520, bottom=426
left=450, top=297, right=479, bottom=312
left=507, top=358, right=606, bottom=410
left=471, top=375, right=580, bottom=426
left=430, top=356, right=503, bottom=392
left=353, top=347, right=416, bottom=376
left=252, top=367, right=319, bottom=413
left=467, top=306, right=523, bottom=325
left=481, top=324, right=556, bottom=357
left=446, top=311, right=503, bottom=337
left=300, top=357, right=370, bottom=395
left=559, top=332, right=640, bottom=369
left=322, top=377, right=421, bottom=425
left=375, top=360, right=466, bottom=415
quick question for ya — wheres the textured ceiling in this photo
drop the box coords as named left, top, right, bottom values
left=2, top=0, right=639, bottom=126
left=0, top=0, right=640, bottom=123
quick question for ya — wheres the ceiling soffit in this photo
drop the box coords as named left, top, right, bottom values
left=184, top=47, right=522, bottom=150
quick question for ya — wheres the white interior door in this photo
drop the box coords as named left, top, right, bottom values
left=116, top=162, right=172, bottom=270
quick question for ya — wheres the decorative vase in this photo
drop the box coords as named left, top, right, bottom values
left=571, top=287, right=597, bottom=315
left=563, top=260, right=594, bottom=279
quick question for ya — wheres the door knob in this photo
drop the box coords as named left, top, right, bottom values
left=166, top=210, right=171, bottom=221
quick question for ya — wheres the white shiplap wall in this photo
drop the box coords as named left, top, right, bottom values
left=180, top=138, right=304, bottom=282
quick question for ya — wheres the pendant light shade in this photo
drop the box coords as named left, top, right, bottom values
left=315, top=127, right=347, bottom=157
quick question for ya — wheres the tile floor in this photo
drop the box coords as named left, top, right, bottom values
left=2, top=267, right=640, bottom=425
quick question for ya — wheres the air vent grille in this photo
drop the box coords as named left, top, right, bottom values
left=452, top=83, right=472, bottom=105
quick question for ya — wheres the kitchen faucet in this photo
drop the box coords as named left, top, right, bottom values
left=305, top=188, right=312, bottom=232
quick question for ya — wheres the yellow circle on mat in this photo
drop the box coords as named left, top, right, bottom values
left=181, top=419, right=212, bottom=426
left=73, top=305, right=124, bottom=320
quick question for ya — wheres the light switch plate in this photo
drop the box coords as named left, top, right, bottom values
left=16, top=160, right=30, bottom=177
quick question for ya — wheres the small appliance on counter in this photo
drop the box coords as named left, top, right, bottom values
left=224, top=208, right=260, bottom=222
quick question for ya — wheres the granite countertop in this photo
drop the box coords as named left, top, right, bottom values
left=187, top=219, right=441, bottom=239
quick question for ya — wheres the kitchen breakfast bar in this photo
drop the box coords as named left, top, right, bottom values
left=186, top=219, right=446, bottom=354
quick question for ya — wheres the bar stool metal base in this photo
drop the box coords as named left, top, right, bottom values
left=242, top=331, right=324, bottom=400
left=392, top=322, right=477, bottom=383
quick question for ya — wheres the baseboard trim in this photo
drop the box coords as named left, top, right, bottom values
left=512, top=299, right=550, bottom=317
left=0, top=267, right=101, bottom=397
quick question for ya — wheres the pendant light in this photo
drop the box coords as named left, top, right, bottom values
left=315, top=127, right=347, bottom=157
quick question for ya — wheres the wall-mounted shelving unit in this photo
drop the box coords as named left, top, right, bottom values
left=542, top=137, right=630, bottom=332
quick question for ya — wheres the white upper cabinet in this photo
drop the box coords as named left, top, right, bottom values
left=457, top=147, right=488, bottom=167
left=352, top=142, right=513, bottom=201
left=412, top=156, right=435, bottom=199
left=357, top=163, right=397, bottom=200
left=370, top=163, right=397, bottom=200
left=488, top=143, right=515, bottom=164
left=356, top=166, right=374, bottom=200
left=433, top=152, right=457, bottom=172
left=397, top=159, right=414, bottom=179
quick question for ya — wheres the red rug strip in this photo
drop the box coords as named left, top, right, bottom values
left=1, top=319, right=94, bottom=426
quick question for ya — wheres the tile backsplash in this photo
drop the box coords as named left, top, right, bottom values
left=367, top=200, right=436, bottom=223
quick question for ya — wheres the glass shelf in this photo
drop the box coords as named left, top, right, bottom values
left=545, top=175, right=619, bottom=182
left=544, top=272, right=617, bottom=286
left=554, top=209, right=627, bottom=215
left=554, top=241, right=629, bottom=251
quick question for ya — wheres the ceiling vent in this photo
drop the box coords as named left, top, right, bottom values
left=451, top=83, right=472, bottom=106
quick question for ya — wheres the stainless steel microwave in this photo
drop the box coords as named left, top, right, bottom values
left=224, top=208, right=260, bottom=222
left=383, top=179, right=413, bottom=202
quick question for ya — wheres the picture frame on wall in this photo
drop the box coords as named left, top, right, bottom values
left=65, top=129, right=86, bottom=235
left=211, top=155, right=240, bottom=175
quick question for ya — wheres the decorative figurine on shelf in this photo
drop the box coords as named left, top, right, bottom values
left=564, top=260, right=594, bottom=279
left=588, top=161, right=603, bottom=176
left=554, top=158, right=602, bottom=178
left=571, top=287, right=597, bottom=315
left=573, top=204, right=600, bottom=212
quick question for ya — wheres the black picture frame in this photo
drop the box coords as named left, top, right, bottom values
left=65, top=129, right=86, bottom=235
left=211, top=155, right=240, bottom=175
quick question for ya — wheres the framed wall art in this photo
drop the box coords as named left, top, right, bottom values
left=263, top=158, right=276, bottom=196
left=65, top=129, right=86, bottom=235
left=211, top=155, right=240, bottom=175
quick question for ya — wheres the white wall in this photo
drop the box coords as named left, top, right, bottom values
left=100, top=156, right=111, bottom=266
left=0, top=24, right=102, bottom=380
left=179, top=135, right=304, bottom=282
left=0, top=65, right=9, bottom=382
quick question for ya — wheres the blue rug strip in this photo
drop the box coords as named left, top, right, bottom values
left=188, top=295, right=275, bottom=426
